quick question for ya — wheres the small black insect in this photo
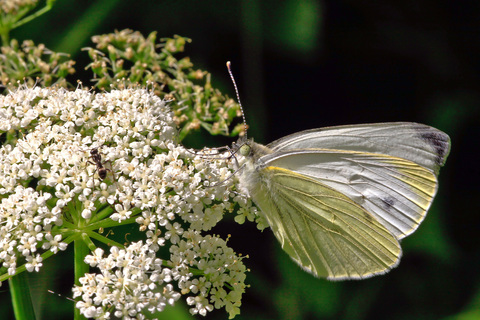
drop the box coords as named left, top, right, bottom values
left=85, top=146, right=115, bottom=182
left=89, top=148, right=108, bottom=180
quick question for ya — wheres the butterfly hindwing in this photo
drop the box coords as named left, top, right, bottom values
left=248, top=165, right=401, bottom=280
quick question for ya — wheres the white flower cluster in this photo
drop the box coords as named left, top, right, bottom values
left=0, top=185, right=63, bottom=275
left=172, top=231, right=246, bottom=318
left=73, top=241, right=180, bottom=319
left=74, top=232, right=246, bottom=319
left=0, top=86, right=259, bottom=318
left=0, top=0, right=38, bottom=14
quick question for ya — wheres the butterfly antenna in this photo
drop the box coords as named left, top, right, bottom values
left=226, top=61, right=248, bottom=140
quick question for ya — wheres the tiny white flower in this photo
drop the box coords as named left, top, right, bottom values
left=25, top=254, right=43, bottom=272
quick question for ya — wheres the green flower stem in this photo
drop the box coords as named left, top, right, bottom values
left=9, top=272, right=36, bottom=320
left=63, top=201, right=78, bottom=226
left=74, top=237, right=89, bottom=320
left=86, top=230, right=125, bottom=249
left=60, top=233, right=83, bottom=246
left=58, top=219, right=77, bottom=230
left=87, top=203, right=115, bottom=224
left=0, top=248, right=58, bottom=283
left=86, top=215, right=139, bottom=230
left=0, top=29, right=9, bottom=46
left=12, top=1, right=56, bottom=29
left=81, top=232, right=98, bottom=252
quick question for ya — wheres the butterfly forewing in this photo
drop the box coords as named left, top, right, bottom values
left=266, top=122, right=450, bottom=174
left=247, top=165, right=401, bottom=280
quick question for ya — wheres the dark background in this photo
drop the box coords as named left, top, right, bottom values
left=3, top=0, right=479, bottom=319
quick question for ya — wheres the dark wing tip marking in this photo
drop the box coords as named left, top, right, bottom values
left=416, top=127, right=451, bottom=167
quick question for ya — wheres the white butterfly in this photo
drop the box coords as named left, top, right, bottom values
left=222, top=62, right=450, bottom=280
left=237, top=122, right=450, bottom=280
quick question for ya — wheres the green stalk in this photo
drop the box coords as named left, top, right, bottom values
left=9, top=272, right=36, bottom=320
left=73, top=237, right=89, bottom=320
left=87, top=230, right=124, bottom=249
left=12, top=0, right=57, bottom=29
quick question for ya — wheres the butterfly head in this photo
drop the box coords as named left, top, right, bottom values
left=238, top=140, right=252, bottom=157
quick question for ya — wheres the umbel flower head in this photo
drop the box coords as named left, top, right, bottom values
left=0, top=85, right=263, bottom=319
left=0, top=0, right=38, bottom=15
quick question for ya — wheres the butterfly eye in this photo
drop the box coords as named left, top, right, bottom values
left=239, top=144, right=251, bottom=157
